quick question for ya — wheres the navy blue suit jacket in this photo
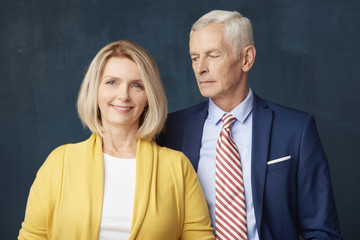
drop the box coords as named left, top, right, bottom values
left=157, top=94, right=342, bottom=239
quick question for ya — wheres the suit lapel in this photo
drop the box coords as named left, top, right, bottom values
left=182, top=101, right=208, bottom=171
left=251, top=94, right=273, bottom=234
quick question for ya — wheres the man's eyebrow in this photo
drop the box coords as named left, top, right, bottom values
left=190, top=49, right=220, bottom=56
left=206, top=49, right=220, bottom=54
left=189, top=52, right=199, bottom=56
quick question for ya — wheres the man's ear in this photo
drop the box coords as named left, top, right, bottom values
left=242, top=45, right=256, bottom=72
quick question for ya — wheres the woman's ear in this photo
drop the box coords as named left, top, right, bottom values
left=242, top=45, right=256, bottom=72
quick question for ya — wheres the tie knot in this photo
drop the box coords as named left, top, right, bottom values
left=221, top=114, right=236, bottom=129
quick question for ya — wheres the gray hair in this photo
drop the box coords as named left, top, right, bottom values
left=190, top=10, right=254, bottom=57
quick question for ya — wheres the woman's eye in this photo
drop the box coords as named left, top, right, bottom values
left=106, top=80, right=116, bottom=85
left=132, top=83, right=144, bottom=89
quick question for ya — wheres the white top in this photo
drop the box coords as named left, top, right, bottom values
left=98, top=153, right=136, bottom=240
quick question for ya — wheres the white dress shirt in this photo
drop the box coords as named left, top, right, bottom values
left=197, top=89, right=259, bottom=240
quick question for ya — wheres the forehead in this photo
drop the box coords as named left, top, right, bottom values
left=189, top=22, right=228, bottom=53
left=102, top=57, right=140, bottom=77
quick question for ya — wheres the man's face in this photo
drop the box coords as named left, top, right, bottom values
left=189, top=22, right=246, bottom=105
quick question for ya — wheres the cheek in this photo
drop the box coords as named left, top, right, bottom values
left=192, top=63, right=198, bottom=72
left=140, top=94, right=148, bottom=107
left=130, top=91, right=147, bottom=106
left=97, top=92, right=106, bottom=107
left=98, top=88, right=113, bottom=103
left=210, top=61, right=224, bottom=75
left=217, top=62, right=237, bottom=82
left=97, top=89, right=103, bottom=106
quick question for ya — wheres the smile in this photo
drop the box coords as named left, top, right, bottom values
left=112, top=105, right=133, bottom=112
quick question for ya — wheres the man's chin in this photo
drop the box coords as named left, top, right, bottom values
left=199, top=91, right=215, bottom=99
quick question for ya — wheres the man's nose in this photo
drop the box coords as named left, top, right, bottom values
left=195, top=58, right=208, bottom=75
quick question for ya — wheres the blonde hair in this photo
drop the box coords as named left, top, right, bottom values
left=190, top=10, right=254, bottom=57
left=77, top=40, right=167, bottom=140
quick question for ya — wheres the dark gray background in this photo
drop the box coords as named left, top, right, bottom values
left=1, top=0, right=359, bottom=239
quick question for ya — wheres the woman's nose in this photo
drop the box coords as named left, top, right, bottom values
left=117, top=86, right=130, bottom=101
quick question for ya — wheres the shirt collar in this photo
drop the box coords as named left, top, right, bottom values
left=207, top=88, right=254, bottom=125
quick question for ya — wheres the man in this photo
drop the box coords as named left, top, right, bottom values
left=158, top=10, right=342, bottom=239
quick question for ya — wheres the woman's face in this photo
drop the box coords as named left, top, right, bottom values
left=97, top=57, right=147, bottom=132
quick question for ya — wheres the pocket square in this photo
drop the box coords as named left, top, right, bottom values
left=267, top=155, right=291, bottom=165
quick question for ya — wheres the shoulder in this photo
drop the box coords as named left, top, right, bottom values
left=40, top=135, right=95, bottom=172
left=254, top=94, right=321, bottom=149
left=29, top=135, right=97, bottom=205
left=155, top=144, right=194, bottom=170
left=157, top=144, right=187, bottom=162
left=157, top=101, right=208, bottom=147
left=168, top=101, right=208, bottom=123
left=48, top=136, right=91, bottom=158
left=254, top=94, right=312, bottom=126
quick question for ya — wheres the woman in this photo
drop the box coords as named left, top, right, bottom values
left=18, top=40, right=214, bottom=240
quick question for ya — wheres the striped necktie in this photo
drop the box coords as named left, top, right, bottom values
left=215, top=114, right=247, bottom=240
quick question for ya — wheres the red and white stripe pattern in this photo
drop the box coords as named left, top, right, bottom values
left=215, top=114, right=247, bottom=240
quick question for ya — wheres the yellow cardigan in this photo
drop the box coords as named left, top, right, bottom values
left=18, top=133, right=214, bottom=240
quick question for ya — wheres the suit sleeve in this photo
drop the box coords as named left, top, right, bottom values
left=180, top=154, right=215, bottom=240
left=297, top=115, right=342, bottom=239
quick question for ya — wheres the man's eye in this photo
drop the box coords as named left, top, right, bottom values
left=191, top=57, right=199, bottom=62
left=210, top=55, right=219, bottom=59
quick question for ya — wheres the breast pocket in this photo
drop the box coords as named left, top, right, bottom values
left=267, top=155, right=292, bottom=172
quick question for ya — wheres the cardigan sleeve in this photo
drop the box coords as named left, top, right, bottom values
left=180, top=154, right=215, bottom=240
left=18, top=146, right=65, bottom=240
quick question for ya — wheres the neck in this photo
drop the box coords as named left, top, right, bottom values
left=101, top=126, right=138, bottom=158
left=212, top=87, right=250, bottom=113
